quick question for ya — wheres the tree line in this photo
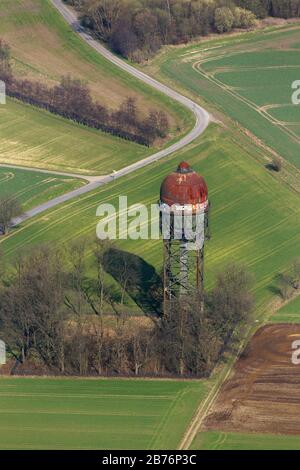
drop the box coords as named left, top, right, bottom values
left=0, top=40, right=169, bottom=146
left=0, top=239, right=254, bottom=377
left=235, top=0, right=300, bottom=19
left=64, top=0, right=257, bottom=61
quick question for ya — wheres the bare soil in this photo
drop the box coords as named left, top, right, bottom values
left=204, top=324, right=300, bottom=435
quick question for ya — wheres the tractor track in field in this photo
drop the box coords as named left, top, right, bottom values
left=8, top=0, right=210, bottom=226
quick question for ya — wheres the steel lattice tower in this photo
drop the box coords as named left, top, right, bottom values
left=159, top=162, right=209, bottom=315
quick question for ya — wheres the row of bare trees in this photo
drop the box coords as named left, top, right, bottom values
left=0, top=40, right=169, bottom=146
left=236, top=0, right=300, bottom=19
left=65, top=0, right=256, bottom=62
left=0, top=239, right=254, bottom=377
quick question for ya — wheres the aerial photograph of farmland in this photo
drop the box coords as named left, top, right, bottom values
left=0, top=0, right=300, bottom=458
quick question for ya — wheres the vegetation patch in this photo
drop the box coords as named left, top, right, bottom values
left=273, top=295, right=300, bottom=324
left=0, top=377, right=209, bottom=450
left=0, top=166, right=84, bottom=211
left=0, top=0, right=188, bottom=132
left=156, top=25, right=300, bottom=168
left=0, top=40, right=170, bottom=147
left=1, top=126, right=299, bottom=310
left=67, top=0, right=256, bottom=62
left=0, top=99, right=151, bottom=175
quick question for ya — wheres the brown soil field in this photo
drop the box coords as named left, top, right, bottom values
left=204, top=324, right=300, bottom=435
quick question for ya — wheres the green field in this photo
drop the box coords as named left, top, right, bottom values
left=1, top=6, right=300, bottom=451
left=0, top=166, right=83, bottom=210
left=0, top=0, right=191, bottom=138
left=151, top=24, right=300, bottom=169
left=141, top=25, right=300, bottom=450
left=1, top=126, right=300, bottom=311
left=272, top=294, right=300, bottom=323
left=0, top=0, right=194, bottom=176
left=0, top=377, right=209, bottom=450
left=191, top=431, right=300, bottom=450
left=0, top=99, right=151, bottom=175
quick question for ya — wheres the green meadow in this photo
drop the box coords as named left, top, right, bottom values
left=272, top=295, right=300, bottom=323
left=1, top=126, right=299, bottom=311
left=0, top=4, right=300, bottom=452
left=0, top=99, right=151, bottom=175
left=0, top=0, right=186, bottom=116
left=153, top=24, right=300, bottom=169
left=0, top=0, right=193, bottom=176
left=0, top=166, right=83, bottom=211
left=0, top=377, right=209, bottom=450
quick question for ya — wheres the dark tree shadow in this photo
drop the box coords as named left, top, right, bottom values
left=267, top=285, right=282, bottom=297
left=268, top=272, right=292, bottom=298
left=103, top=248, right=163, bottom=317
left=265, top=163, right=279, bottom=172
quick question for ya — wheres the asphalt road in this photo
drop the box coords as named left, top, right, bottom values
left=12, top=0, right=210, bottom=226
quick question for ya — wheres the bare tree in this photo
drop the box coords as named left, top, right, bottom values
left=271, top=156, right=283, bottom=172
left=0, top=39, right=10, bottom=66
left=207, top=263, right=255, bottom=345
left=0, top=196, right=22, bottom=235
left=0, top=246, right=67, bottom=371
left=83, top=0, right=123, bottom=41
left=128, top=325, right=153, bottom=376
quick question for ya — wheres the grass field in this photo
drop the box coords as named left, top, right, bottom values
left=0, top=99, right=151, bottom=175
left=191, top=431, right=300, bottom=450
left=0, top=0, right=193, bottom=175
left=1, top=125, right=299, bottom=310
left=1, top=9, right=300, bottom=451
left=0, top=0, right=189, bottom=128
left=148, top=24, right=300, bottom=169
left=0, top=377, right=209, bottom=450
left=272, top=294, right=300, bottom=323
left=0, top=166, right=84, bottom=211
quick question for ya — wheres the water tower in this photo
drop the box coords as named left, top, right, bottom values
left=159, top=162, right=209, bottom=315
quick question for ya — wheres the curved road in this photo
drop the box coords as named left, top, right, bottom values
left=13, top=0, right=210, bottom=224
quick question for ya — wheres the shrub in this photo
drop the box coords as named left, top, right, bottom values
left=214, top=7, right=235, bottom=33
left=233, top=7, right=257, bottom=28
left=271, top=156, right=283, bottom=172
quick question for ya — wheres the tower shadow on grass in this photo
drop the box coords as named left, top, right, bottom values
left=103, top=248, right=163, bottom=318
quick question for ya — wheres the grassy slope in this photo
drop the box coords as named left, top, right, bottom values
left=0, top=0, right=188, bottom=114
left=0, top=166, right=84, bottom=211
left=0, top=99, right=150, bottom=175
left=0, top=0, right=193, bottom=175
left=148, top=24, right=300, bottom=169
left=1, top=125, right=300, bottom=312
left=0, top=0, right=158, bottom=175
left=0, top=377, right=209, bottom=450
left=0, top=0, right=191, bottom=128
